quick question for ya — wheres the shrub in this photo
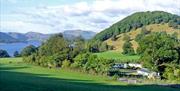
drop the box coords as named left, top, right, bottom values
left=112, top=74, right=119, bottom=80
left=62, top=59, right=71, bottom=68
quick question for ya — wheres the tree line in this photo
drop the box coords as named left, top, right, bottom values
left=0, top=44, right=37, bottom=58
left=21, top=33, right=114, bottom=75
left=0, top=50, right=21, bottom=58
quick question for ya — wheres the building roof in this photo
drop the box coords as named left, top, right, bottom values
left=139, top=68, right=150, bottom=73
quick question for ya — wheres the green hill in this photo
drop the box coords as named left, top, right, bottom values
left=89, top=11, right=180, bottom=53
left=93, top=11, right=180, bottom=42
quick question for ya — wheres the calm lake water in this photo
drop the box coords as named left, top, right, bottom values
left=0, top=41, right=41, bottom=56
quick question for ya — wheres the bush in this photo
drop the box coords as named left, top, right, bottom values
left=163, top=66, right=180, bottom=81
left=122, top=41, right=135, bottom=55
left=70, top=62, right=79, bottom=69
left=112, top=74, right=119, bottom=80
left=62, top=59, right=71, bottom=68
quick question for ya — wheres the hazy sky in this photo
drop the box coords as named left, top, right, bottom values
left=0, top=0, right=180, bottom=34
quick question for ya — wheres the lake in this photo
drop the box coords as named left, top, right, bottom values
left=0, top=41, right=41, bottom=56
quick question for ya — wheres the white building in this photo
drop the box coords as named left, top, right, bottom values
left=137, top=68, right=150, bottom=76
left=128, top=63, right=142, bottom=68
left=113, top=63, right=142, bottom=69
left=137, top=68, right=159, bottom=79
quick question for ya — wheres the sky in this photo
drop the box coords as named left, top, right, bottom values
left=0, top=0, right=180, bottom=34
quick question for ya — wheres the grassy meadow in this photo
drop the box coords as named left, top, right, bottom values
left=95, top=51, right=140, bottom=62
left=0, top=58, right=179, bottom=91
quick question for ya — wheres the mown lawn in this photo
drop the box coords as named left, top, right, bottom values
left=0, top=58, right=178, bottom=91
left=94, top=51, right=140, bottom=62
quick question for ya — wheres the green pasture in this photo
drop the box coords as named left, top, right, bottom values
left=94, top=51, right=140, bottom=62
left=0, top=58, right=178, bottom=91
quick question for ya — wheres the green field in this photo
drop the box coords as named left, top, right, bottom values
left=95, top=51, right=140, bottom=62
left=0, top=58, right=178, bottom=91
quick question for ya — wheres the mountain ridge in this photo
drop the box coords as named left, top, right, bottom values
left=0, top=30, right=96, bottom=43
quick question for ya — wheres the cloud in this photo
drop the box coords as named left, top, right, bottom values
left=6, top=0, right=18, bottom=4
left=62, top=2, right=91, bottom=16
left=1, top=0, right=180, bottom=33
left=0, top=21, right=54, bottom=34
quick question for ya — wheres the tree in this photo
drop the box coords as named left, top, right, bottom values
left=131, top=22, right=142, bottom=29
left=155, top=18, right=162, bottom=24
left=23, top=33, right=70, bottom=67
left=138, top=32, right=179, bottom=71
left=87, top=40, right=101, bottom=53
left=21, top=45, right=37, bottom=56
left=122, top=41, right=135, bottom=55
left=13, top=51, right=20, bottom=57
left=72, top=36, right=86, bottom=57
left=135, top=26, right=150, bottom=42
left=0, top=49, right=10, bottom=58
left=72, top=53, right=90, bottom=69
left=38, top=33, right=68, bottom=56
left=168, top=20, right=178, bottom=29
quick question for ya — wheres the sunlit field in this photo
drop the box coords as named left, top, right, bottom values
left=95, top=51, right=140, bottom=62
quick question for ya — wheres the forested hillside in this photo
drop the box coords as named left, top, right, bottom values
left=88, top=11, right=180, bottom=53
left=93, top=11, right=180, bottom=41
